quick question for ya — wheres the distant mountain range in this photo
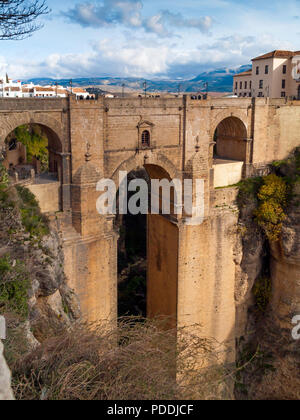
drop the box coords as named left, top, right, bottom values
left=24, top=65, right=251, bottom=93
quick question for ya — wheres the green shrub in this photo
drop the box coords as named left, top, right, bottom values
left=14, top=125, right=49, bottom=172
left=0, top=256, right=30, bottom=319
left=0, top=162, right=8, bottom=189
left=16, top=186, right=49, bottom=238
left=0, top=163, right=9, bottom=203
left=254, top=174, right=288, bottom=242
left=257, top=174, right=288, bottom=204
left=237, top=177, right=263, bottom=208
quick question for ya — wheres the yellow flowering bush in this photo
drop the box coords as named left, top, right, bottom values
left=254, top=174, right=288, bottom=242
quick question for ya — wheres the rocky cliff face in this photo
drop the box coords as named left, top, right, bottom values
left=0, top=188, right=81, bottom=341
left=235, top=173, right=300, bottom=400
left=0, top=181, right=81, bottom=399
left=270, top=184, right=300, bottom=326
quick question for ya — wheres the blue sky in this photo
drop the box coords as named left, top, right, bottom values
left=1, top=0, right=300, bottom=79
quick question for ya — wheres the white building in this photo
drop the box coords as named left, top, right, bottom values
left=66, top=87, right=93, bottom=99
left=233, top=50, right=300, bottom=99
left=0, top=75, right=92, bottom=99
left=0, top=75, right=22, bottom=98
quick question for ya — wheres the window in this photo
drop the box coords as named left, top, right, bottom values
left=240, top=81, right=242, bottom=89
left=282, top=79, right=286, bottom=89
left=258, top=92, right=263, bottom=97
left=256, top=66, right=259, bottom=75
left=235, top=82, right=237, bottom=89
left=283, top=65, right=287, bottom=74
left=244, top=81, right=247, bottom=89
left=8, top=139, right=17, bottom=151
left=250, top=81, right=252, bottom=89
left=259, top=80, right=263, bottom=89
left=281, top=92, right=286, bottom=98
left=265, top=65, right=269, bottom=74
left=141, top=130, right=150, bottom=147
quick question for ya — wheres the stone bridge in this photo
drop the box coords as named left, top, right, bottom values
left=1, top=96, right=300, bottom=355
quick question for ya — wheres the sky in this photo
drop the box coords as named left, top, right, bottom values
left=0, top=0, right=300, bottom=80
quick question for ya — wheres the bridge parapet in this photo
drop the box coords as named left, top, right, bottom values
left=0, top=97, right=68, bottom=112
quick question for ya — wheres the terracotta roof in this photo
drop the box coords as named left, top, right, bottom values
left=22, top=88, right=34, bottom=93
left=5, top=87, right=20, bottom=91
left=252, top=50, right=297, bottom=61
left=34, top=87, right=55, bottom=92
left=234, top=70, right=252, bottom=77
left=72, top=88, right=88, bottom=93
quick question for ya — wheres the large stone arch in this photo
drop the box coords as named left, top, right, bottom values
left=110, top=151, right=180, bottom=326
left=110, top=151, right=181, bottom=187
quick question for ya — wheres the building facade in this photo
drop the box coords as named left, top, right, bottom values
left=0, top=75, right=93, bottom=99
left=233, top=50, right=300, bottom=99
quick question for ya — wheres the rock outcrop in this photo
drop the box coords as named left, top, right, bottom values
left=235, top=179, right=300, bottom=400
left=0, top=182, right=81, bottom=400
left=270, top=184, right=300, bottom=327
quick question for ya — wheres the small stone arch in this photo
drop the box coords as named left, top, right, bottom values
left=213, top=116, right=248, bottom=161
left=1, top=116, right=65, bottom=185
left=211, top=110, right=248, bottom=139
left=0, top=113, right=64, bottom=150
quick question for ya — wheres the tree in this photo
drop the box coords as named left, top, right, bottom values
left=0, top=0, right=49, bottom=40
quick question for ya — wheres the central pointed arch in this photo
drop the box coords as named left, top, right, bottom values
left=112, top=154, right=180, bottom=326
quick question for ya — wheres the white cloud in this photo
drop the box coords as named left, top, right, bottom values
left=63, top=0, right=214, bottom=36
left=64, top=0, right=143, bottom=28
left=1, top=26, right=295, bottom=81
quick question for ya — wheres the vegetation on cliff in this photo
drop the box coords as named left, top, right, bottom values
left=0, top=162, right=80, bottom=371
left=238, top=148, right=300, bottom=242
left=235, top=148, right=300, bottom=400
left=254, top=174, right=288, bottom=242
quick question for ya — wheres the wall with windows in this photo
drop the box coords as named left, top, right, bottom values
left=251, top=57, right=274, bottom=98
left=234, top=53, right=300, bottom=99
left=233, top=73, right=252, bottom=97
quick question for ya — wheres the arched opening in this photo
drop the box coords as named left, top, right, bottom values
left=2, top=123, right=63, bottom=212
left=3, top=123, right=62, bottom=179
left=115, top=163, right=178, bottom=327
left=141, top=130, right=150, bottom=147
left=297, top=85, right=300, bottom=100
left=116, top=168, right=149, bottom=317
left=213, top=116, right=247, bottom=162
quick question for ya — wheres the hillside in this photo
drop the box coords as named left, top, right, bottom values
left=24, top=65, right=251, bottom=94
